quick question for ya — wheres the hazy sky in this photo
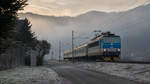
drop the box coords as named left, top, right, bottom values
left=23, top=0, right=150, bottom=16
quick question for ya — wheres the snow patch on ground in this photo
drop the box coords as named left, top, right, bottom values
left=77, top=62, right=150, bottom=83
left=0, top=66, right=60, bottom=84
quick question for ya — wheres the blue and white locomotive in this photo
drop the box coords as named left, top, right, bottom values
left=64, top=32, right=121, bottom=61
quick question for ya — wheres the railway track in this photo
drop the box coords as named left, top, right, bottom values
left=95, top=60, right=150, bottom=64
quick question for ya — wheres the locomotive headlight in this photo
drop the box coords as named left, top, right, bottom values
left=118, top=49, right=120, bottom=51
left=104, top=49, right=106, bottom=52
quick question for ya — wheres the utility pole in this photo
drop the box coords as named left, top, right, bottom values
left=72, top=30, right=74, bottom=63
left=59, top=40, right=61, bottom=62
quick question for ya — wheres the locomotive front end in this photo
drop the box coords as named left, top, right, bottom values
left=102, top=36, right=121, bottom=61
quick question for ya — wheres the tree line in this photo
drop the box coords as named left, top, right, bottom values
left=0, top=0, right=51, bottom=70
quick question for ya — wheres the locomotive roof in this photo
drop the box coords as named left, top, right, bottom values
left=75, top=32, right=119, bottom=48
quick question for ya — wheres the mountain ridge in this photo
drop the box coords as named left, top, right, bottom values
left=19, top=3, right=150, bottom=18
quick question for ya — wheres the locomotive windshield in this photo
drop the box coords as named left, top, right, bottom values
left=103, top=37, right=120, bottom=43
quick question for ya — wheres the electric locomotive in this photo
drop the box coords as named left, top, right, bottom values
left=64, top=32, right=121, bottom=61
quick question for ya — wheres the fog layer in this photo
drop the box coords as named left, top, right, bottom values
left=19, top=4, right=150, bottom=61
